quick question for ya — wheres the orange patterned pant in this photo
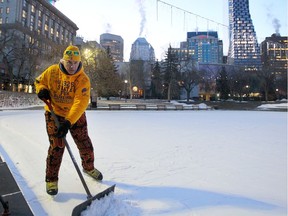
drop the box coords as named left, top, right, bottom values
left=44, top=111, right=94, bottom=182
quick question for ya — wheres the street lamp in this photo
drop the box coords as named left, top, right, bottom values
left=124, top=80, right=128, bottom=102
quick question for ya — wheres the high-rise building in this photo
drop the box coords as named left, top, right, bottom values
left=129, top=37, right=155, bottom=98
left=0, top=0, right=78, bottom=90
left=130, top=37, right=155, bottom=61
left=261, top=34, right=288, bottom=76
left=171, top=32, right=223, bottom=64
left=0, top=0, right=78, bottom=45
left=187, top=31, right=223, bottom=64
left=100, top=33, right=124, bottom=62
left=261, top=33, right=288, bottom=97
left=46, top=0, right=57, bottom=5
left=228, top=0, right=261, bottom=70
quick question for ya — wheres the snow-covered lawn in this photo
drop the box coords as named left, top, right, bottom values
left=0, top=109, right=287, bottom=216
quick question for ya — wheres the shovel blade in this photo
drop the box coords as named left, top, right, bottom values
left=71, top=185, right=115, bottom=216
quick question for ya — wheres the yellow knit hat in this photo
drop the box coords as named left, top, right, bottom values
left=63, top=45, right=81, bottom=62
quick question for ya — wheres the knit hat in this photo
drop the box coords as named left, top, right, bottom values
left=63, top=45, right=81, bottom=62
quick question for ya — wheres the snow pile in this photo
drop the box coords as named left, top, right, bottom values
left=257, top=102, right=287, bottom=110
left=198, top=103, right=209, bottom=109
left=81, top=192, right=140, bottom=216
left=0, top=91, right=43, bottom=109
left=170, top=100, right=211, bottom=109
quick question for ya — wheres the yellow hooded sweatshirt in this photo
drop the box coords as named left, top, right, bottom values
left=35, top=63, right=90, bottom=125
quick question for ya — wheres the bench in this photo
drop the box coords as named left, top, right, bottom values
left=108, top=104, right=120, bottom=110
left=157, top=104, right=166, bottom=110
left=136, top=104, right=146, bottom=110
left=175, top=105, right=184, bottom=110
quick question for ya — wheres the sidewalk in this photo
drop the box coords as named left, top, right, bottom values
left=0, top=157, right=34, bottom=216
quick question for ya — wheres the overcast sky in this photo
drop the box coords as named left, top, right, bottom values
left=54, top=0, right=288, bottom=61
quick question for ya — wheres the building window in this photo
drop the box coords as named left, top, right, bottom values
left=38, top=19, right=41, bottom=28
left=0, top=8, right=2, bottom=14
left=22, top=10, right=27, bottom=18
left=31, top=5, right=35, bottom=13
left=30, top=15, right=35, bottom=31
left=6, top=7, right=9, bottom=14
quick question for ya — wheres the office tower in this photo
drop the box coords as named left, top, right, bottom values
left=129, top=37, right=155, bottom=98
left=187, top=31, right=223, bottom=63
left=46, top=0, right=57, bottom=4
left=130, top=37, right=155, bottom=61
left=261, top=34, right=288, bottom=75
left=228, top=0, right=261, bottom=70
left=100, top=33, right=124, bottom=62
left=261, top=33, right=288, bottom=97
left=0, top=0, right=77, bottom=45
left=0, top=0, right=78, bottom=90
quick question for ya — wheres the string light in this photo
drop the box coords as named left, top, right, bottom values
left=156, top=0, right=228, bottom=30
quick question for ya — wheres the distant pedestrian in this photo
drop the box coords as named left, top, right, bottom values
left=35, top=45, right=103, bottom=196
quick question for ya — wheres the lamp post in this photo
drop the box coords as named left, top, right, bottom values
left=124, top=80, right=128, bottom=102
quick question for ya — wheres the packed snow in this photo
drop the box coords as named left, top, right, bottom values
left=0, top=103, right=287, bottom=215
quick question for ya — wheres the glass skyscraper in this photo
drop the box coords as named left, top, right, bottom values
left=187, top=31, right=223, bottom=64
left=228, top=0, right=261, bottom=70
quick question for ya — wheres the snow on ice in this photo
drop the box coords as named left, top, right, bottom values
left=0, top=95, right=287, bottom=216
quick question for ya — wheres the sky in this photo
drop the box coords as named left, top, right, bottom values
left=0, top=100, right=287, bottom=215
left=54, top=0, right=288, bottom=61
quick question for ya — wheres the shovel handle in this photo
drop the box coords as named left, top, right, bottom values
left=42, top=99, right=93, bottom=199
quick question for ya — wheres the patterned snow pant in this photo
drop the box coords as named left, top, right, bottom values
left=44, top=111, right=94, bottom=182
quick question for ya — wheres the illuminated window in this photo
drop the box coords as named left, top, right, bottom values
left=31, top=5, right=35, bottom=13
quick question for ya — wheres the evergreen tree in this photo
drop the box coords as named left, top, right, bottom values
left=151, top=60, right=162, bottom=99
left=130, top=59, right=145, bottom=98
left=161, top=45, right=180, bottom=101
left=96, top=49, right=122, bottom=98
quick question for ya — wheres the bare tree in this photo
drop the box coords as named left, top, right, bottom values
left=199, top=64, right=222, bottom=101
left=257, top=67, right=275, bottom=101
left=178, top=59, right=201, bottom=102
left=216, top=66, right=230, bottom=100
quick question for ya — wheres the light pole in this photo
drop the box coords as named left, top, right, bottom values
left=124, top=80, right=128, bottom=102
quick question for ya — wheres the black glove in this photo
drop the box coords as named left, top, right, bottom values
left=55, top=120, right=71, bottom=138
left=38, top=89, right=51, bottom=101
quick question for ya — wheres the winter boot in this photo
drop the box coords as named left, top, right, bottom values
left=46, top=181, right=58, bottom=195
left=83, top=168, right=103, bottom=181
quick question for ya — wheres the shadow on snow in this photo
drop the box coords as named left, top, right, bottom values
left=104, top=180, right=282, bottom=215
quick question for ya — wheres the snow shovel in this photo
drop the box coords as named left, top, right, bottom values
left=43, top=99, right=115, bottom=216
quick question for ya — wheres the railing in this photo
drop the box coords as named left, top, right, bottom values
left=102, top=104, right=212, bottom=111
